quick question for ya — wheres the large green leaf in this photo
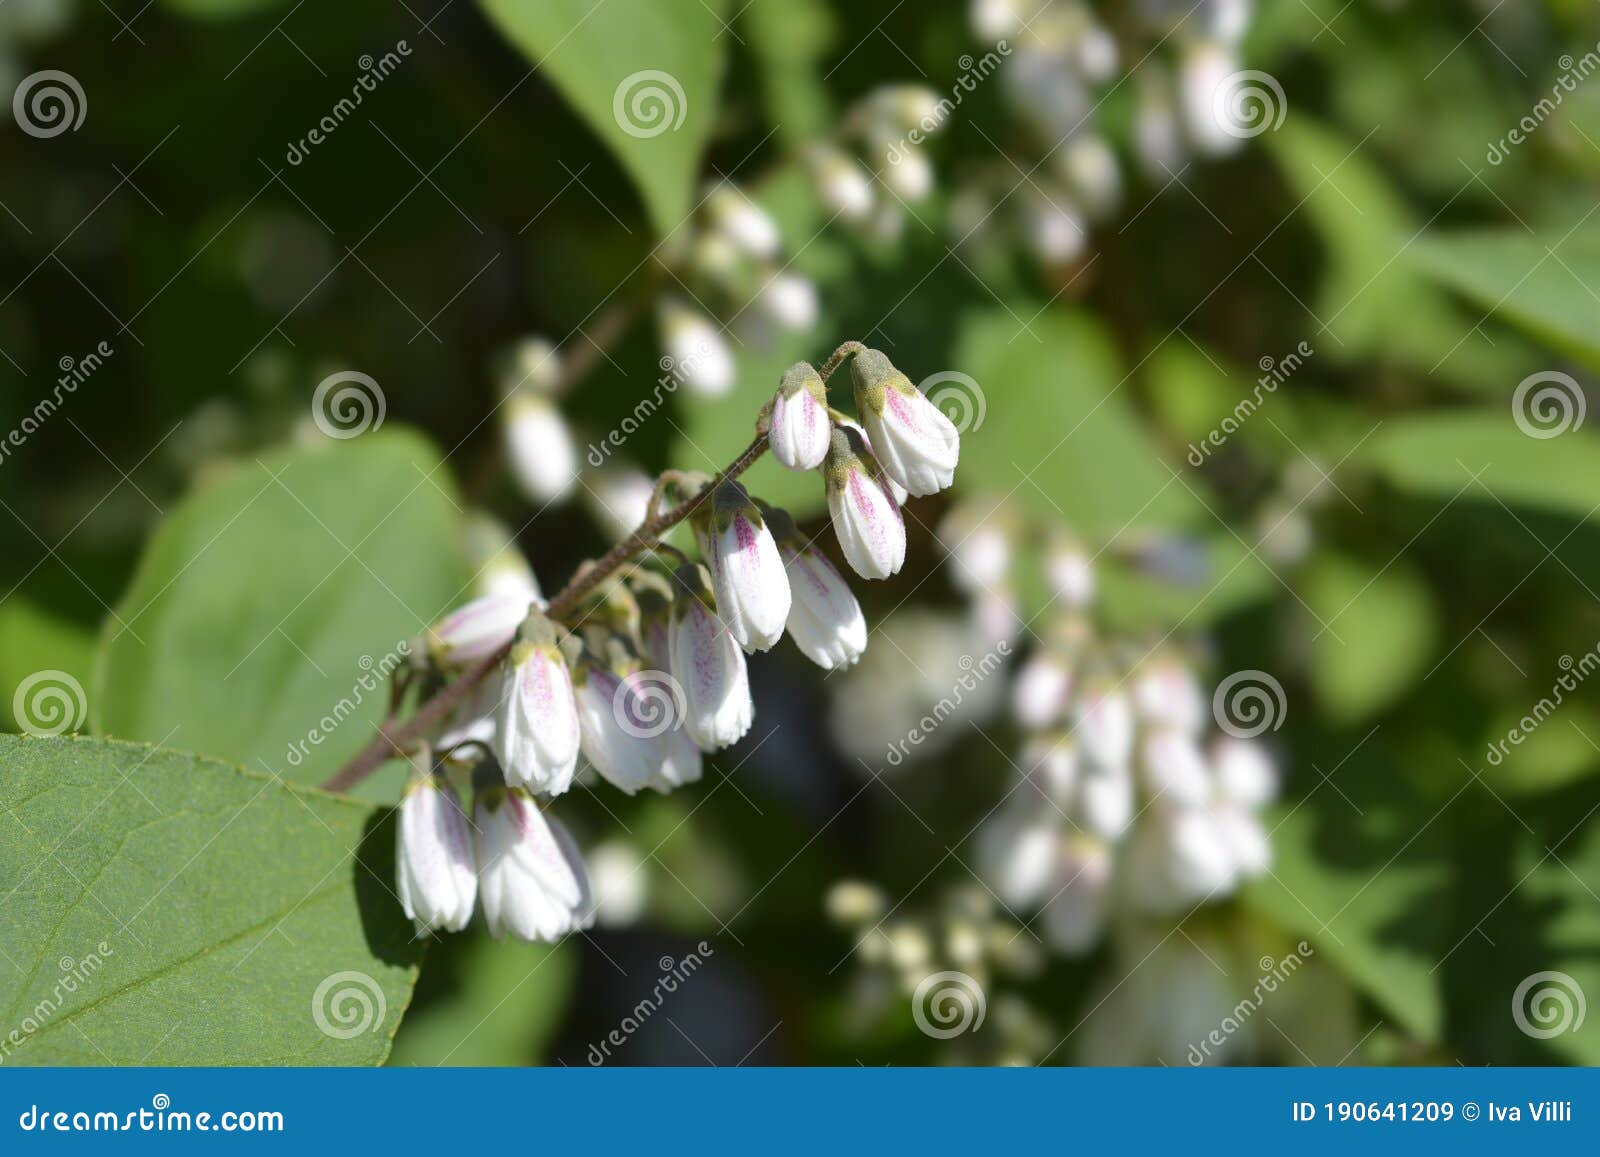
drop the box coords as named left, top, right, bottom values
left=953, top=307, right=1201, bottom=535
left=479, top=0, right=728, bottom=236
left=387, top=936, right=575, bottom=1066
left=1356, top=413, right=1600, bottom=523
left=1301, top=550, right=1437, bottom=726
left=94, top=430, right=468, bottom=798
left=1412, top=227, right=1600, bottom=370
left=0, top=735, right=419, bottom=1065
left=0, top=598, right=97, bottom=734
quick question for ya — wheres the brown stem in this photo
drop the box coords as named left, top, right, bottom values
left=320, top=341, right=861, bottom=794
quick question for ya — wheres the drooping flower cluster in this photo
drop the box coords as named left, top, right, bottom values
left=954, top=0, right=1258, bottom=269
left=969, top=532, right=1278, bottom=955
left=396, top=346, right=961, bottom=941
left=808, top=86, right=948, bottom=242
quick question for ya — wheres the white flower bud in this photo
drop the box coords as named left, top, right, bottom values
left=1134, top=656, right=1206, bottom=734
left=1180, top=40, right=1246, bottom=158
left=1059, top=134, right=1122, bottom=219
left=1076, top=22, right=1119, bottom=83
left=824, top=425, right=907, bottom=580
left=1077, top=761, right=1134, bottom=839
left=1211, top=0, right=1252, bottom=45
left=587, top=839, right=649, bottom=928
left=1211, top=735, right=1277, bottom=808
left=938, top=504, right=1012, bottom=592
left=1025, top=192, right=1089, bottom=265
left=1135, top=65, right=1185, bottom=180
left=778, top=529, right=868, bottom=670
left=852, top=348, right=960, bottom=497
left=755, top=272, right=819, bottom=332
left=462, top=512, right=542, bottom=603
left=1040, top=835, right=1111, bottom=954
left=495, top=623, right=581, bottom=795
left=497, top=336, right=561, bottom=396
left=700, top=481, right=791, bottom=652
left=668, top=565, right=754, bottom=750
left=809, top=145, right=875, bottom=222
left=474, top=786, right=593, bottom=942
left=428, top=592, right=541, bottom=667
left=825, top=880, right=886, bottom=925
left=660, top=299, right=735, bottom=397
left=585, top=465, right=655, bottom=540
left=1012, top=653, right=1072, bottom=729
left=395, top=756, right=476, bottom=934
left=977, top=809, right=1057, bottom=909
left=1045, top=536, right=1096, bottom=609
left=1139, top=727, right=1213, bottom=807
left=883, top=146, right=934, bottom=201
left=648, top=719, right=704, bottom=793
left=768, top=362, right=832, bottom=471
left=1073, top=679, right=1134, bottom=770
left=1168, top=805, right=1239, bottom=898
left=705, top=182, right=781, bottom=258
left=504, top=393, right=579, bottom=503
left=839, top=418, right=907, bottom=504
left=1213, top=802, right=1271, bottom=876
left=970, top=0, right=1026, bottom=40
left=1021, top=732, right=1078, bottom=803
left=572, top=658, right=660, bottom=794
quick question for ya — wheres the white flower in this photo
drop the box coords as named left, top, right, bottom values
left=1026, top=192, right=1088, bottom=265
left=495, top=629, right=581, bottom=795
left=587, top=840, right=649, bottom=928
left=648, top=721, right=704, bottom=793
left=474, top=786, right=593, bottom=942
left=496, top=335, right=562, bottom=396
left=938, top=505, right=1011, bottom=593
left=809, top=145, right=875, bottom=222
left=706, top=182, right=781, bottom=258
left=1134, top=656, right=1207, bottom=734
left=1040, top=835, right=1111, bottom=954
left=1059, top=134, right=1122, bottom=218
left=1045, top=537, right=1096, bottom=609
left=660, top=299, right=735, bottom=397
left=1180, top=40, right=1246, bottom=158
left=1077, top=761, right=1134, bottom=838
left=756, top=272, right=819, bottom=332
left=882, top=146, right=934, bottom=201
left=1213, top=802, right=1271, bottom=876
left=1012, top=653, right=1072, bottom=729
left=824, top=425, right=907, bottom=580
left=977, top=808, right=1058, bottom=908
left=668, top=565, right=753, bottom=750
left=573, top=659, right=660, bottom=794
left=699, top=481, right=791, bottom=652
left=1211, top=735, right=1277, bottom=807
left=1135, top=65, right=1185, bottom=180
left=1073, top=679, right=1134, bottom=771
left=395, top=759, right=476, bottom=934
left=1076, top=21, right=1119, bottom=83
left=838, top=418, right=907, bottom=504
left=767, top=362, right=832, bottom=471
left=1167, top=805, right=1240, bottom=898
left=1211, top=0, right=1253, bottom=44
left=585, top=465, right=655, bottom=539
left=852, top=348, right=959, bottom=497
left=779, top=534, right=868, bottom=670
left=504, top=392, right=579, bottom=503
left=1138, top=727, right=1213, bottom=806
left=462, top=511, right=542, bottom=603
left=428, top=592, right=540, bottom=667
left=1021, top=732, right=1078, bottom=803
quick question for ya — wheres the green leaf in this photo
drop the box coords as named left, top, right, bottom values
left=387, top=936, right=575, bottom=1066
left=1412, top=227, right=1600, bottom=369
left=1356, top=413, right=1600, bottom=523
left=953, top=306, right=1201, bottom=535
left=0, top=598, right=97, bottom=734
left=479, top=0, right=729, bottom=236
left=94, top=430, right=469, bottom=799
left=0, top=735, right=419, bottom=1065
left=1301, top=550, right=1437, bottom=726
